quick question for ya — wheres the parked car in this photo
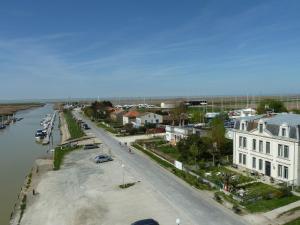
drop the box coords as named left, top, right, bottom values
left=83, top=144, right=99, bottom=150
left=82, top=123, right=90, bottom=130
left=94, top=155, right=113, bottom=163
left=131, top=219, right=159, bottom=225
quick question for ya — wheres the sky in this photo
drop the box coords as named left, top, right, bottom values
left=0, top=0, right=300, bottom=100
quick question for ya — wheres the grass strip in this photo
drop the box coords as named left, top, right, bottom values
left=63, top=110, right=84, bottom=139
left=53, top=146, right=80, bottom=170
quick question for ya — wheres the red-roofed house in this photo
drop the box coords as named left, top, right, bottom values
left=123, top=111, right=140, bottom=125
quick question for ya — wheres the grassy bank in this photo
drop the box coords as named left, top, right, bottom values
left=63, top=110, right=84, bottom=139
left=53, top=146, right=79, bottom=170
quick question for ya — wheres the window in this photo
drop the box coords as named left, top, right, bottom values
left=239, top=136, right=242, bottom=148
left=284, top=145, right=289, bottom=158
left=145, top=120, right=147, bottom=124
left=156, top=119, right=159, bottom=123
left=278, top=165, right=283, bottom=177
left=259, top=123, right=263, bottom=133
left=259, top=140, right=263, bottom=152
left=252, top=139, right=256, bottom=151
left=243, top=137, right=247, bottom=148
left=266, top=142, right=270, bottom=154
left=242, top=154, right=246, bottom=165
left=284, top=166, right=289, bottom=179
left=278, top=144, right=283, bottom=157
left=282, top=128, right=286, bottom=137
left=242, top=123, right=245, bottom=130
left=252, top=157, right=256, bottom=169
left=259, top=159, right=263, bottom=170
left=239, top=153, right=242, bottom=164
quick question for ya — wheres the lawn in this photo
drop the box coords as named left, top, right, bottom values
left=53, top=146, right=79, bottom=170
left=241, top=183, right=300, bottom=213
left=137, top=138, right=180, bottom=160
left=284, top=218, right=300, bottom=225
left=244, top=195, right=300, bottom=213
left=63, top=110, right=84, bottom=139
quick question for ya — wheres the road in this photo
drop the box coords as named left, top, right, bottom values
left=75, top=111, right=250, bottom=225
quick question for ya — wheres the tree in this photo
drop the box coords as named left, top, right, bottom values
left=257, top=99, right=287, bottom=114
left=210, top=117, right=226, bottom=150
left=171, top=102, right=187, bottom=125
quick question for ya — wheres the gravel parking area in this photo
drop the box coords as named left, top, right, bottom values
left=20, top=145, right=187, bottom=225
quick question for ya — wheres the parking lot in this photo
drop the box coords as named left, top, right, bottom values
left=20, top=145, right=187, bottom=225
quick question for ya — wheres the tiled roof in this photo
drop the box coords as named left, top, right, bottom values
left=124, top=111, right=139, bottom=118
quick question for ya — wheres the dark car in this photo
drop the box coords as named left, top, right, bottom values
left=131, top=219, right=159, bottom=225
left=82, top=123, right=90, bottom=130
left=95, top=155, right=113, bottom=163
left=83, top=144, right=99, bottom=150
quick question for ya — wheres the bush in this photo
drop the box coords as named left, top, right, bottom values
left=232, top=204, right=242, bottom=214
left=214, top=192, right=223, bottom=203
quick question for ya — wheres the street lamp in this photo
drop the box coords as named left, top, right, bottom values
left=176, top=218, right=180, bottom=225
left=121, top=164, right=125, bottom=188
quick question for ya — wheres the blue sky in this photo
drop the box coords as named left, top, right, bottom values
left=0, top=0, right=300, bottom=100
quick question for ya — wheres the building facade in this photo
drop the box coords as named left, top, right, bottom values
left=135, top=112, right=163, bottom=127
left=165, top=125, right=205, bottom=145
left=232, top=114, right=300, bottom=186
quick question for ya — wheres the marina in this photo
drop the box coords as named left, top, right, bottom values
left=35, top=112, right=57, bottom=145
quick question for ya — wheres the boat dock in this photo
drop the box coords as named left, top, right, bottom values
left=42, top=111, right=57, bottom=145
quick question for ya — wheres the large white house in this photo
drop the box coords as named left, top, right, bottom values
left=232, top=113, right=300, bottom=186
left=135, top=112, right=163, bottom=127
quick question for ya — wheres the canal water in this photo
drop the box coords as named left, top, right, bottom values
left=0, top=104, right=61, bottom=225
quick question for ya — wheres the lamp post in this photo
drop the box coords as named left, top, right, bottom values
left=176, top=218, right=180, bottom=225
left=121, top=164, right=125, bottom=188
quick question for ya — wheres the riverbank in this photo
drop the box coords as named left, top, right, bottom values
left=0, top=103, right=44, bottom=115
left=10, top=158, right=53, bottom=225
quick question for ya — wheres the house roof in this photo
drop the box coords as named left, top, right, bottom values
left=235, top=113, right=300, bottom=140
left=261, top=113, right=300, bottom=126
left=124, top=111, right=139, bottom=118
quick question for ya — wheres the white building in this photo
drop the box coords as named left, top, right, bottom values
left=135, top=112, right=163, bottom=127
left=165, top=125, right=205, bottom=145
left=232, top=113, right=300, bottom=186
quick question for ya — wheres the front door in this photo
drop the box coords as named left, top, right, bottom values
left=265, top=161, right=271, bottom=176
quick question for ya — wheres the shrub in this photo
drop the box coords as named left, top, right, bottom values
left=232, top=204, right=242, bottom=214
left=214, top=192, right=223, bottom=203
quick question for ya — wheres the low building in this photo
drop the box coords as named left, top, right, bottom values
left=110, top=109, right=125, bottom=124
left=232, top=113, right=300, bottom=186
left=123, top=111, right=139, bottom=125
left=165, top=125, right=206, bottom=145
left=135, top=112, right=163, bottom=127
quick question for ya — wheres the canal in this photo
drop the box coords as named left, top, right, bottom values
left=0, top=104, right=61, bottom=225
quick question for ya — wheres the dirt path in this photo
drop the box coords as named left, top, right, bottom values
left=59, top=112, right=71, bottom=144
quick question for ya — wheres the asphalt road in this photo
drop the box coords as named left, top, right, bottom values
left=75, top=111, right=250, bottom=225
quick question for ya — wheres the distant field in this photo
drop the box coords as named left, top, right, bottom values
left=0, top=103, right=44, bottom=115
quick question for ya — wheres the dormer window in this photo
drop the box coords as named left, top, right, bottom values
left=282, top=128, right=286, bottom=137
left=259, top=123, right=263, bottom=133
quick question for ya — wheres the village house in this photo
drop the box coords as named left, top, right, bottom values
left=165, top=125, right=206, bottom=145
left=122, top=111, right=139, bottom=125
left=134, top=112, right=163, bottom=127
left=232, top=113, right=300, bottom=186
